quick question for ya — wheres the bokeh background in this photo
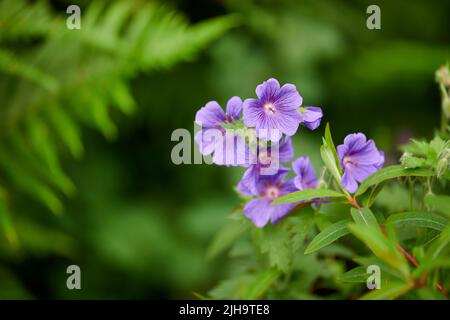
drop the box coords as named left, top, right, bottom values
left=0, top=0, right=449, bottom=299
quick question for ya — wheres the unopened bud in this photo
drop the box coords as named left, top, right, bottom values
left=443, top=96, right=450, bottom=119
left=436, top=65, right=450, bottom=87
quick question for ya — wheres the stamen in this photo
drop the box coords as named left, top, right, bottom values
left=343, top=156, right=352, bottom=165
left=264, top=102, right=276, bottom=114
left=265, top=186, right=279, bottom=200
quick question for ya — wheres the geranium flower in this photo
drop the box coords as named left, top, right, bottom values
left=337, top=133, right=385, bottom=193
left=237, top=137, right=293, bottom=195
left=195, top=96, right=246, bottom=166
left=243, top=78, right=303, bottom=142
left=240, top=168, right=297, bottom=227
left=292, top=156, right=318, bottom=190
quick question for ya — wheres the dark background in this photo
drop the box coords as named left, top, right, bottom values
left=0, top=0, right=449, bottom=298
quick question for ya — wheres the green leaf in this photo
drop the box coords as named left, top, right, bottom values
left=348, top=224, right=409, bottom=277
left=320, top=141, right=342, bottom=186
left=385, top=212, right=448, bottom=231
left=425, top=194, right=450, bottom=216
left=425, top=225, right=450, bottom=262
left=207, top=216, right=249, bottom=259
left=208, top=275, right=254, bottom=299
left=339, top=266, right=369, bottom=283
left=254, top=224, right=293, bottom=273
left=192, top=292, right=211, bottom=300
left=324, top=123, right=343, bottom=175
left=304, top=219, right=351, bottom=254
left=350, top=207, right=379, bottom=227
left=0, top=199, right=17, bottom=246
left=355, top=165, right=434, bottom=196
left=242, top=268, right=281, bottom=299
left=400, top=154, right=429, bottom=169
left=413, top=257, right=450, bottom=277
left=360, top=281, right=414, bottom=300
left=354, top=257, right=406, bottom=281
left=273, top=188, right=345, bottom=204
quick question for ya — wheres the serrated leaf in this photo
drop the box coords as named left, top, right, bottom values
left=242, top=268, right=281, bottom=299
left=385, top=212, right=448, bottom=231
left=255, top=225, right=292, bottom=273
left=273, top=188, right=345, bottom=204
left=350, top=207, right=379, bottom=227
left=400, top=154, right=429, bottom=169
left=355, top=165, right=434, bottom=196
left=304, top=219, right=351, bottom=254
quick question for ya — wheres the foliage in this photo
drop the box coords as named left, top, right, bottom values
left=206, top=75, right=450, bottom=300
left=0, top=0, right=236, bottom=298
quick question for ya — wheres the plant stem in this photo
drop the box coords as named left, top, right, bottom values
left=350, top=197, right=447, bottom=297
left=347, top=196, right=360, bottom=209
left=439, top=82, right=449, bottom=133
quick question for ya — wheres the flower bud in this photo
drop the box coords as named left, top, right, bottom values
left=443, top=96, right=450, bottom=119
left=436, top=65, right=450, bottom=87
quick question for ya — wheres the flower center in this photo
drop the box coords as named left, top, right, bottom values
left=265, top=185, right=280, bottom=200
left=264, top=102, right=276, bottom=114
left=343, top=156, right=352, bottom=165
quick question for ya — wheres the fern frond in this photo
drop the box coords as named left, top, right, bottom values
left=0, top=0, right=237, bottom=240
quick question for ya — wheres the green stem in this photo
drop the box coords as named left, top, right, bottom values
left=439, top=83, right=449, bottom=133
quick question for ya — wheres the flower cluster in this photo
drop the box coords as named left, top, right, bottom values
left=194, top=78, right=384, bottom=227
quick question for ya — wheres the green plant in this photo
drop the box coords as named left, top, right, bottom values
left=204, top=68, right=450, bottom=300
left=0, top=0, right=236, bottom=245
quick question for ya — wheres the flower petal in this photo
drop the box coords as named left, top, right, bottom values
left=278, top=137, right=294, bottom=163
left=337, top=144, right=349, bottom=163
left=242, top=98, right=262, bottom=128
left=301, top=106, right=323, bottom=130
left=254, top=167, right=290, bottom=195
left=279, top=178, right=298, bottom=195
left=255, top=128, right=283, bottom=142
left=195, top=101, right=226, bottom=128
left=256, top=78, right=280, bottom=99
left=273, top=109, right=302, bottom=137
left=244, top=198, right=272, bottom=227
left=237, top=166, right=259, bottom=196
left=274, top=83, right=302, bottom=110
left=212, top=132, right=247, bottom=166
left=269, top=203, right=296, bottom=224
left=226, top=96, right=243, bottom=120
left=292, top=156, right=318, bottom=190
left=194, top=130, right=215, bottom=155
left=345, top=163, right=378, bottom=183
left=341, top=171, right=358, bottom=193
left=343, top=133, right=367, bottom=153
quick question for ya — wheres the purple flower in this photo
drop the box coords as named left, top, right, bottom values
left=241, top=168, right=297, bottom=227
left=195, top=96, right=246, bottom=166
left=243, top=78, right=303, bottom=142
left=292, top=156, right=318, bottom=190
left=299, top=107, right=323, bottom=130
left=237, top=137, right=294, bottom=195
left=337, top=133, right=385, bottom=193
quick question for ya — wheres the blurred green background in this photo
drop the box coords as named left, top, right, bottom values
left=0, top=0, right=449, bottom=299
